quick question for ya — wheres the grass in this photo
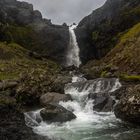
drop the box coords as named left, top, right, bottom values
left=103, top=22, right=140, bottom=74
left=0, top=42, right=60, bottom=80
left=120, top=23, right=140, bottom=44
left=120, top=75, right=140, bottom=82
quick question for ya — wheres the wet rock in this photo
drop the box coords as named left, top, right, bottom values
left=40, top=92, right=72, bottom=106
left=65, top=78, right=120, bottom=93
left=51, top=75, right=72, bottom=93
left=114, top=84, right=140, bottom=124
left=0, top=104, right=49, bottom=140
left=88, top=92, right=115, bottom=112
left=40, top=104, right=76, bottom=123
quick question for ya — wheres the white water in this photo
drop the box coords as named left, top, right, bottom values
left=66, top=25, right=81, bottom=67
left=23, top=77, right=140, bottom=140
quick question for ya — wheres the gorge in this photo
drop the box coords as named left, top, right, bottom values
left=0, top=0, right=140, bottom=140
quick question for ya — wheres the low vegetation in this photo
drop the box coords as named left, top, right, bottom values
left=82, top=22, right=140, bottom=79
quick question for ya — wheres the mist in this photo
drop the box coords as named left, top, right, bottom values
left=18, top=0, right=106, bottom=25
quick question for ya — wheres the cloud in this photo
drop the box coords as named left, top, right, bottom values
left=18, top=0, right=106, bottom=25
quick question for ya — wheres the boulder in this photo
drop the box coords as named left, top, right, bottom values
left=0, top=104, right=49, bottom=140
left=114, top=84, right=140, bottom=124
left=40, top=104, right=76, bottom=123
left=40, top=92, right=72, bottom=106
left=51, top=75, right=72, bottom=93
left=0, top=80, right=18, bottom=91
left=88, top=92, right=115, bottom=112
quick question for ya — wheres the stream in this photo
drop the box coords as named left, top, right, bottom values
left=24, top=76, right=140, bottom=140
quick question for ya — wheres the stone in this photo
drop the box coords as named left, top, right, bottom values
left=51, top=75, right=72, bottom=93
left=0, top=80, right=18, bottom=91
left=40, top=104, right=76, bottom=123
left=40, top=92, right=72, bottom=106
left=0, top=104, right=49, bottom=140
left=114, top=84, right=140, bottom=124
left=88, top=92, right=115, bottom=112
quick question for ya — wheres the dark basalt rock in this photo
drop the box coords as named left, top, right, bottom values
left=88, top=92, right=115, bottom=112
left=114, top=84, right=140, bottom=125
left=0, top=105, right=49, bottom=140
left=76, top=0, right=140, bottom=63
left=40, top=104, right=76, bottom=123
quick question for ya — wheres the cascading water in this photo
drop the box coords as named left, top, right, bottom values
left=66, top=25, right=81, bottom=67
left=24, top=77, right=140, bottom=140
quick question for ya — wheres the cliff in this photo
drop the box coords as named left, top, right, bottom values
left=0, top=0, right=69, bottom=65
left=76, top=0, right=140, bottom=63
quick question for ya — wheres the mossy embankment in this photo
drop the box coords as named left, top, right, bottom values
left=0, top=42, right=60, bottom=80
left=82, top=23, right=140, bottom=82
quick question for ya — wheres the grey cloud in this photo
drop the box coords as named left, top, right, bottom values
left=18, top=0, right=106, bottom=25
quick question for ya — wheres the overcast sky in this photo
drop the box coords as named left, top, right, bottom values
left=19, top=0, right=106, bottom=25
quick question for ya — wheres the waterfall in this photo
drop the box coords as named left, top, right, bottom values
left=24, top=77, right=140, bottom=140
left=66, top=25, right=81, bottom=67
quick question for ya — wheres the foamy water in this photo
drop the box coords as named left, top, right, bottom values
left=24, top=77, right=140, bottom=140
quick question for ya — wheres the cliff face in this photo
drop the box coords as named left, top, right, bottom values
left=0, top=0, right=69, bottom=65
left=76, top=0, right=140, bottom=63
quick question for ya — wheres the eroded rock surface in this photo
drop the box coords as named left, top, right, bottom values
left=114, top=84, right=140, bottom=124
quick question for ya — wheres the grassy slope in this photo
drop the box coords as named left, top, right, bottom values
left=0, top=42, right=60, bottom=80
left=104, top=23, right=140, bottom=74
left=82, top=23, right=140, bottom=79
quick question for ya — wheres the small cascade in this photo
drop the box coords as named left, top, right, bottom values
left=66, top=25, right=81, bottom=67
left=24, top=77, right=140, bottom=140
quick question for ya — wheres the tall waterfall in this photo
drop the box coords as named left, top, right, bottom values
left=66, top=25, right=81, bottom=67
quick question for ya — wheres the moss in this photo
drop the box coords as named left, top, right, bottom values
left=0, top=73, right=19, bottom=80
left=100, top=71, right=108, bottom=78
left=0, top=24, right=36, bottom=50
left=0, top=42, right=60, bottom=81
left=92, top=31, right=99, bottom=41
left=103, top=22, right=140, bottom=75
left=120, top=23, right=140, bottom=44
left=120, top=75, right=140, bottom=82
